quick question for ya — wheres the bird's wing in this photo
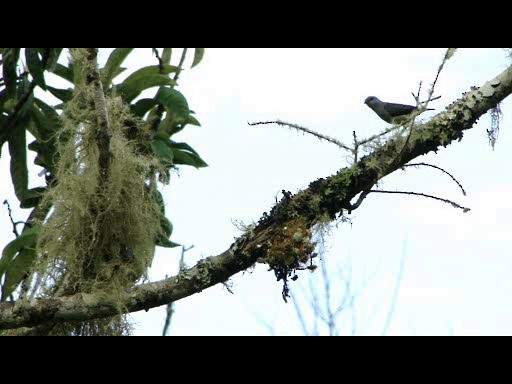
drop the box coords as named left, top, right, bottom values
left=382, top=102, right=417, bottom=117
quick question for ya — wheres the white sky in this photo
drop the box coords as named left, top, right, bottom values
left=1, top=48, right=511, bottom=335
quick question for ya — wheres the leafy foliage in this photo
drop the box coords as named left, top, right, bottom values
left=0, top=48, right=207, bottom=303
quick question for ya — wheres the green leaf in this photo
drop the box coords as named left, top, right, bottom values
left=27, top=104, right=46, bottom=140
left=46, top=86, right=73, bottom=102
left=185, top=114, right=201, bottom=126
left=34, top=98, right=61, bottom=133
left=155, top=216, right=180, bottom=248
left=131, top=98, right=158, bottom=117
left=123, top=64, right=179, bottom=83
left=160, top=216, right=178, bottom=246
left=31, top=98, right=61, bottom=173
left=2, top=48, right=20, bottom=98
left=20, top=187, right=46, bottom=208
left=162, top=48, right=172, bottom=64
left=172, top=149, right=207, bottom=168
left=0, top=88, right=10, bottom=113
left=0, top=226, right=40, bottom=301
left=151, top=137, right=174, bottom=166
left=113, top=66, right=127, bottom=78
left=169, top=141, right=201, bottom=155
left=191, top=48, right=205, bottom=68
left=44, top=48, right=63, bottom=72
left=117, top=66, right=177, bottom=103
left=101, top=48, right=134, bottom=89
left=25, top=48, right=47, bottom=90
left=51, top=63, right=74, bottom=84
left=169, top=142, right=208, bottom=168
left=155, top=87, right=189, bottom=122
left=156, top=237, right=180, bottom=248
left=8, top=125, right=29, bottom=203
left=151, top=189, right=180, bottom=248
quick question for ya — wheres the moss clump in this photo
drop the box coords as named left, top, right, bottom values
left=259, top=217, right=316, bottom=268
left=48, top=315, right=132, bottom=336
left=36, top=92, right=162, bottom=296
left=33, top=53, right=166, bottom=328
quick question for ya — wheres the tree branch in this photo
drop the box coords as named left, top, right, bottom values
left=1, top=63, right=512, bottom=331
left=248, top=120, right=353, bottom=152
left=85, top=48, right=111, bottom=182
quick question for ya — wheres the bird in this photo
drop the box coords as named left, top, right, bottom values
left=364, top=96, right=434, bottom=124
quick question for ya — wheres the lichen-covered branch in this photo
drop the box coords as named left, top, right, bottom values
left=85, top=48, right=111, bottom=181
left=1, top=64, right=512, bottom=331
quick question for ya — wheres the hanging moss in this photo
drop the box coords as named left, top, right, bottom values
left=31, top=51, right=167, bottom=335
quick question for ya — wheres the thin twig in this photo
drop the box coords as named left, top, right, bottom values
left=162, top=244, right=193, bottom=336
left=420, top=95, right=441, bottom=104
left=173, top=48, right=188, bottom=83
left=370, top=190, right=470, bottom=212
left=381, top=238, right=408, bottom=336
left=352, top=131, right=358, bottom=163
left=412, top=81, right=423, bottom=104
left=248, top=120, right=352, bottom=152
left=426, top=48, right=456, bottom=106
left=222, top=280, right=235, bottom=295
left=403, top=162, right=466, bottom=196
left=346, top=189, right=371, bottom=213
left=308, top=276, right=321, bottom=336
left=290, top=288, right=310, bottom=336
left=3, top=200, right=19, bottom=237
left=319, top=250, right=336, bottom=336
left=152, top=48, right=164, bottom=72
left=356, top=124, right=405, bottom=147
left=395, top=49, right=453, bottom=164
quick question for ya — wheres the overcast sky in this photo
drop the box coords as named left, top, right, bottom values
left=1, top=48, right=511, bottom=335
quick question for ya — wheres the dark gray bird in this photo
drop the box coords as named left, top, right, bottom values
left=364, top=96, right=434, bottom=124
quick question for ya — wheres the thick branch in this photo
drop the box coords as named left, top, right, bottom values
left=1, top=64, right=512, bottom=330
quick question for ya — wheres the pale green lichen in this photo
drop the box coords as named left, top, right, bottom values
left=28, top=50, right=167, bottom=336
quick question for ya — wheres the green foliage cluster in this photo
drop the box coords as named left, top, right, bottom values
left=0, top=48, right=207, bottom=311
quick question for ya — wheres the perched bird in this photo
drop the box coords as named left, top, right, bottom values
left=364, top=96, right=434, bottom=124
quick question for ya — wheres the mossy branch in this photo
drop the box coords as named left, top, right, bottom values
left=85, top=48, right=111, bottom=182
left=1, top=63, right=512, bottom=331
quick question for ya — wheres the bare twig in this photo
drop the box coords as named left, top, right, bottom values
left=370, top=190, right=470, bottom=212
left=173, top=48, right=188, bottom=83
left=248, top=120, right=353, bottom=152
left=402, top=162, right=466, bottom=196
left=426, top=48, right=456, bottom=107
left=152, top=48, right=164, bottom=72
left=222, top=280, right=235, bottom=295
left=381, top=238, right=408, bottom=336
left=290, top=289, right=310, bottom=336
left=347, top=189, right=371, bottom=213
left=162, top=244, right=193, bottom=336
left=319, top=250, right=336, bottom=335
left=395, top=49, right=454, bottom=164
left=352, top=131, right=359, bottom=163
left=3, top=200, right=20, bottom=237
left=412, top=81, right=423, bottom=104
left=356, top=124, right=406, bottom=147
